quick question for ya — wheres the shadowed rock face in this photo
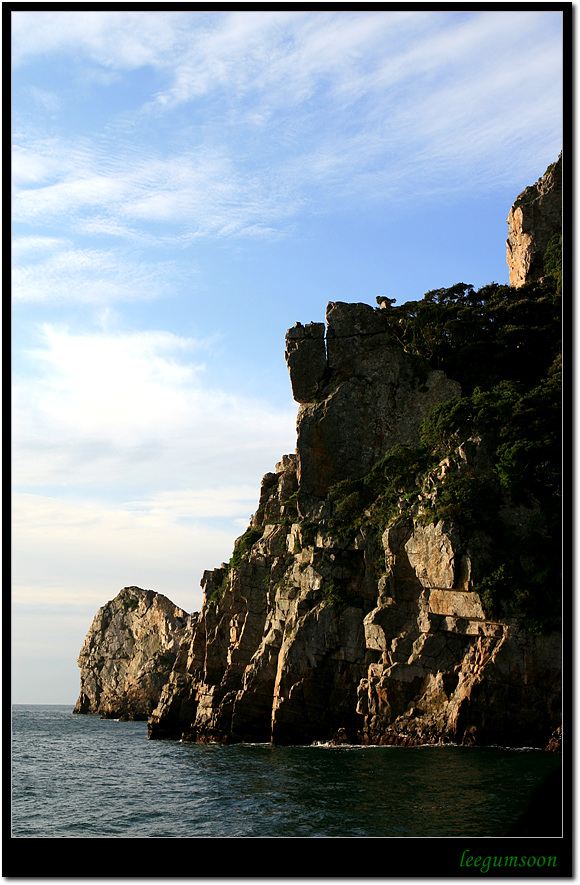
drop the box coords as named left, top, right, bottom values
left=506, top=154, right=562, bottom=287
left=286, top=302, right=461, bottom=518
left=147, top=302, right=560, bottom=750
left=73, top=587, right=191, bottom=720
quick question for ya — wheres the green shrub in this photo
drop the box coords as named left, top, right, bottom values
left=426, top=470, right=501, bottom=531
left=325, top=277, right=561, bottom=635
left=229, top=527, right=264, bottom=569
left=210, top=526, right=265, bottom=602
left=543, top=232, right=562, bottom=295
left=121, top=594, right=139, bottom=613
left=322, top=582, right=361, bottom=612
left=300, top=521, right=319, bottom=548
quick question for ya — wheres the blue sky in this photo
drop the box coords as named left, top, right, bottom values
left=11, top=9, right=563, bottom=704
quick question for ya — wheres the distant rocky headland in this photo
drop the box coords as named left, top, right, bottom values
left=73, top=586, right=192, bottom=721
left=75, top=155, right=562, bottom=751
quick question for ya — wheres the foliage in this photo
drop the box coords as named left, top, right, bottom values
left=210, top=272, right=563, bottom=632
left=328, top=278, right=562, bottom=634
left=210, top=526, right=265, bottom=601
left=300, top=521, right=319, bottom=548
left=426, top=469, right=501, bottom=532
left=327, top=444, right=433, bottom=545
left=229, top=527, right=264, bottom=569
left=384, top=280, right=561, bottom=396
left=543, top=232, right=562, bottom=296
left=420, top=369, right=561, bottom=513
left=477, top=550, right=561, bottom=635
left=121, top=593, right=139, bottom=613
left=322, top=582, right=362, bottom=613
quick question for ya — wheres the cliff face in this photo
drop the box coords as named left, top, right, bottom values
left=506, top=154, right=562, bottom=287
left=77, top=159, right=561, bottom=749
left=148, top=301, right=561, bottom=748
left=287, top=302, right=460, bottom=518
left=74, top=586, right=191, bottom=720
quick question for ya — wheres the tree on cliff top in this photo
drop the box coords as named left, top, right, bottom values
left=382, top=278, right=560, bottom=396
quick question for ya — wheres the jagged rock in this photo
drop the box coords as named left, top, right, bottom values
left=286, top=301, right=461, bottom=518
left=285, top=322, right=326, bottom=403
left=73, top=586, right=191, bottom=720
left=148, top=310, right=560, bottom=749
left=506, top=154, right=562, bottom=287
left=78, top=160, right=561, bottom=752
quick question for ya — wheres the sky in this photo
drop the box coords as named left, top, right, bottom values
left=11, top=9, right=564, bottom=705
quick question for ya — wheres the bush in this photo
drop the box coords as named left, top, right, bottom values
left=427, top=470, right=501, bottom=532
left=229, top=527, right=264, bottom=569
left=327, top=444, right=432, bottom=545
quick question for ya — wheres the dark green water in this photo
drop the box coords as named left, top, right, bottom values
left=11, top=705, right=562, bottom=838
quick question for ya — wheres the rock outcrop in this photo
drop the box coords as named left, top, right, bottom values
left=74, top=586, right=191, bottom=720
left=78, top=159, right=561, bottom=749
left=148, top=299, right=561, bottom=749
left=506, top=153, right=562, bottom=287
left=287, top=302, right=461, bottom=518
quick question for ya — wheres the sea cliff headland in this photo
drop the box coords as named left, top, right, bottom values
left=75, top=156, right=563, bottom=751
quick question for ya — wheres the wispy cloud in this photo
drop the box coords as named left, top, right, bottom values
left=11, top=9, right=189, bottom=70
left=12, top=10, right=562, bottom=251
left=12, top=132, right=304, bottom=242
left=12, top=237, right=180, bottom=304
left=13, top=324, right=297, bottom=491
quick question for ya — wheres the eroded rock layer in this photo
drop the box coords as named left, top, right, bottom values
left=74, top=586, right=191, bottom=720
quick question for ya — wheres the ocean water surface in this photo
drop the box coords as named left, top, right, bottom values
left=11, top=705, right=562, bottom=839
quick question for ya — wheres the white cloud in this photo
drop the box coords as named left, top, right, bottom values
left=11, top=490, right=254, bottom=613
left=11, top=10, right=189, bottom=70
left=13, top=324, right=297, bottom=491
left=12, top=133, right=303, bottom=240
left=12, top=236, right=180, bottom=304
left=12, top=235, right=71, bottom=259
left=11, top=136, right=102, bottom=188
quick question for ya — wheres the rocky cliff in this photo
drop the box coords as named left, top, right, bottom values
left=74, top=586, right=191, bottom=720
left=506, top=153, right=562, bottom=287
left=148, top=293, right=561, bottom=748
left=287, top=302, right=460, bottom=519
left=76, top=159, right=561, bottom=750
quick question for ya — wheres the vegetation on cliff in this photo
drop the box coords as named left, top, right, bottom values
left=85, top=158, right=563, bottom=749
left=325, top=272, right=563, bottom=634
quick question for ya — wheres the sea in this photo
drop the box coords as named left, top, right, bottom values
left=11, top=704, right=563, bottom=842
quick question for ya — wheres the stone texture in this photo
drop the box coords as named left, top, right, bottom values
left=148, top=321, right=560, bottom=749
left=506, top=154, right=562, bottom=287
left=286, top=301, right=461, bottom=518
left=285, top=322, right=326, bottom=403
left=73, top=586, right=191, bottom=720
left=81, top=161, right=562, bottom=752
